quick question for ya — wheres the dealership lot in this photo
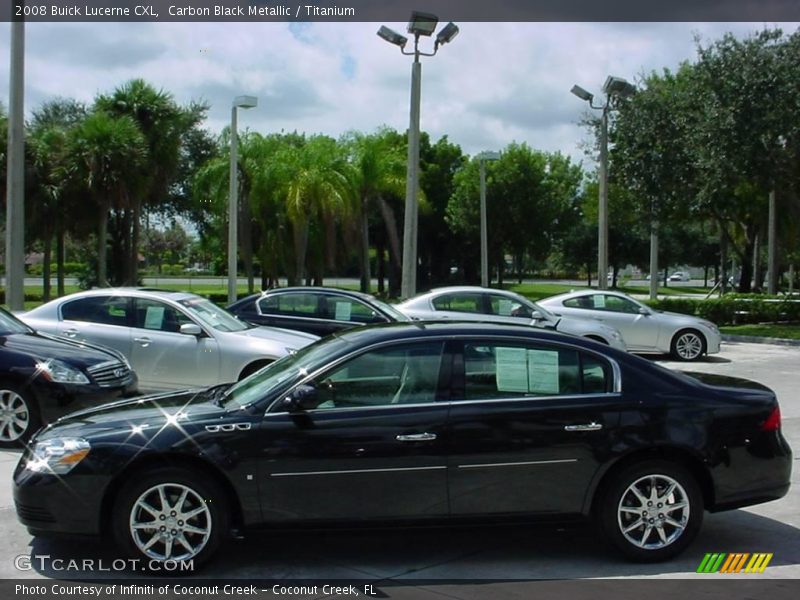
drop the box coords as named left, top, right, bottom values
left=0, top=341, right=797, bottom=585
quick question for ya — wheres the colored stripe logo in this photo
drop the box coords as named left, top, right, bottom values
left=696, top=553, right=773, bottom=574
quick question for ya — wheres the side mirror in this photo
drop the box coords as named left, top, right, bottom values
left=530, top=310, right=542, bottom=321
left=638, top=307, right=650, bottom=316
left=180, top=323, right=203, bottom=336
left=281, top=384, right=318, bottom=412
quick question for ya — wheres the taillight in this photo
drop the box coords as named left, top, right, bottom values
left=760, top=406, right=781, bottom=432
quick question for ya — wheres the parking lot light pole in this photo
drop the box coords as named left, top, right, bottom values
left=5, top=21, right=25, bottom=311
left=378, top=14, right=459, bottom=299
left=227, top=95, right=257, bottom=305
left=478, top=151, right=501, bottom=288
left=571, top=76, right=635, bottom=290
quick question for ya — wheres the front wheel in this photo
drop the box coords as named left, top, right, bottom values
left=113, top=467, right=228, bottom=569
left=671, top=329, right=706, bottom=361
left=0, top=383, right=40, bottom=447
left=598, top=460, right=703, bottom=562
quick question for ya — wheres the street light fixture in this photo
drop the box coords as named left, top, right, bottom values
left=478, top=151, right=501, bottom=288
left=571, top=75, right=634, bottom=291
left=378, top=13, right=459, bottom=299
left=228, top=94, right=258, bottom=305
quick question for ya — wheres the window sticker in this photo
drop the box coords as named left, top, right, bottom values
left=527, top=349, right=560, bottom=394
left=334, top=301, right=352, bottom=321
left=495, top=347, right=530, bottom=392
left=495, top=347, right=561, bottom=394
left=497, top=299, right=514, bottom=316
left=593, top=295, right=606, bottom=309
left=144, top=306, right=165, bottom=330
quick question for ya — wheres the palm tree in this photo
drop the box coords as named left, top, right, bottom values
left=95, top=79, right=207, bottom=284
left=344, top=129, right=406, bottom=293
left=66, top=111, right=147, bottom=286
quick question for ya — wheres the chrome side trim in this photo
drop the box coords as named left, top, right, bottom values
left=457, top=459, right=578, bottom=469
left=270, top=465, right=447, bottom=477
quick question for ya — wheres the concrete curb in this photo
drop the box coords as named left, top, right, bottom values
left=722, top=334, right=800, bottom=347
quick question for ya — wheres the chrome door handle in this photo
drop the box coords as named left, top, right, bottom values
left=134, top=336, right=151, bottom=347
left=564, top=422, right=603, bottom=432
left=396, top=433, right=437, bottom=442
left=63, top=328, right=79, bottom=338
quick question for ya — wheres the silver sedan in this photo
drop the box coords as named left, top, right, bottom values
left=394, top=286, right=627, bottom=351
left=20, top=289, right=319, bottom=391
left=538, top=290, right=721, bottom=361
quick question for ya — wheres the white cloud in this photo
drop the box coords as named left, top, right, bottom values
left=1, top=20, right=797, bottom=168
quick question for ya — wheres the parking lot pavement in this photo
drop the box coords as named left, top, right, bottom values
left=0, top=341, right=797, bottom=588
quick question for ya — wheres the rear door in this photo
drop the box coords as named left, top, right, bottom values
left=58, top=295, right=133, bottom=358
left=257, top=292, right=340, bottom=336
left=446, top=337, right=627, bottom=515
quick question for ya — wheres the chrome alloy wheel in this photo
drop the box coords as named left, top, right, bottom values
left=617, top=474, right=690, bottom=550
left=675, top=332, right=703, bottom=360
left=129, top=483, right=212, bottom=561
left=0, top=389, right=30, bottom=442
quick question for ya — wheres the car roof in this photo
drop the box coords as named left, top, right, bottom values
left=234, top=287, right=381, bottom=304
left=400, top=286, right=526, bottom=302
left=540, top=289, right=634, bottom=303
left=46, top=288, right=203, bottom=304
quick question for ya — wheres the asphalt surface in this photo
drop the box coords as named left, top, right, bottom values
left=0, top=342, right=797, bottom=592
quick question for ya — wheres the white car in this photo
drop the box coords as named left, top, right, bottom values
left=394, top=286, right=627, bottom=351
left=20, top=289, right=319, bottom=391
left=539, top=290, right=721, bottom=361
left=668, top=271, right=691, bottom=282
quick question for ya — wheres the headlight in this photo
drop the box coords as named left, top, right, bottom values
left=25, top=438, right=91, bottom=474
left=37, top=359, right=90, bottom=385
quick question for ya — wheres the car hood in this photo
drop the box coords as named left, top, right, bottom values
left=36, top=387, right=229, bottom=439
left=0, top=331, right=120, bottom=369
left=233, top=325, right=319, bottom=347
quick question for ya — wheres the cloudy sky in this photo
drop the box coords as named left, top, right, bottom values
left=1, top=20, right=798, bottom=166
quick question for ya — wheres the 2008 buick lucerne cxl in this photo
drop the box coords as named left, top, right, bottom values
left=14, top=322, right=791, bottom=569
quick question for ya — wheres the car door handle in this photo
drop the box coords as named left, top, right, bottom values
left=63, top=328, right=79, bottom=338
left=134, top=336, right=151, bottom=347
left=564, top=422, right=603, bottom=432
left=396, top=433, right=437, bottom=442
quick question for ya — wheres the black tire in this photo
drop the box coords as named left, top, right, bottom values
left=112, top=467, right=228, bottom=570
left=670, top=329, right=706, bottom=361
left=598, top=460, right=703, bottom=562
left=0, top=381, right=40, bottom=448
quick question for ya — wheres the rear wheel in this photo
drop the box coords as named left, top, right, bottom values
left=113, top=467, right=228, bottom=569
left=239, top=360, right=273, bottom=380
left=671, top=329, right=706, bottom=361
left=0, top=383, right=39, bottom=447
left=598, top=460, right=703, bottom=562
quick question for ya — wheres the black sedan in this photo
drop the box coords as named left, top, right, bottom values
left=0, top=307, right=137, bottom=446
left=14, top=322, right=790, bottom=569
left=227, top=287, right=409, bottom=336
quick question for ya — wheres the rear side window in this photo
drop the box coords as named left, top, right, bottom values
left=259, top=293, right=318, bottom=317
left=461, top=341, right=612, bottom=400
left=61, top=296, right=130, bottom=327
left=432, top=293, right=484, bottom=314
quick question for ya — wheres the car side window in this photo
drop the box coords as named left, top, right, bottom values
left=133, top=299, right=192, bottom=333
left=461, top=341, right=613, bottom=400
left=563, top=295, right=595, bottom=310
left=259, top=293, right=319, bottom=318
left=431, top=293, right=483, bottom=314
left=61, top=296, right=130, bottom=327
left=327, top=297, right=386, bottom=324
left=600, top=295, right=640, bottom=314
left=305, top=342, right=445, bottom=409
left=488, top=294, right=532, bottom=318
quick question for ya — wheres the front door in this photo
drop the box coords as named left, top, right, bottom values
left=257, top=340, right=450, bottom=522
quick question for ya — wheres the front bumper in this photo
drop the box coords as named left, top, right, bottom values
left=13, top=470, right=106, bottom=536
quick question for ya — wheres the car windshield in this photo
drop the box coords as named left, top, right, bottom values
left=372, top=298, right=410, bottom=322
left=222, top=336, right=351, bottom=409
left=178, top=297, right=252, bottom=332
left=0, top=309, right=32, bottom=335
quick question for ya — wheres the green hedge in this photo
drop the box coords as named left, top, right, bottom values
left=646, top=295, right=800, bottom=325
